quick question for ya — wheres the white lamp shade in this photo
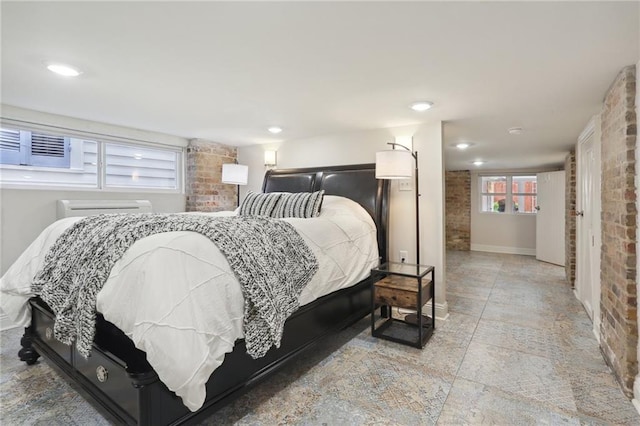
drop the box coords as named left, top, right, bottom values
left=264, top=150, right=277, bottom=166
left=221, top=163, right=248, bottom=185
left=375, top=150, right=413, bottom=179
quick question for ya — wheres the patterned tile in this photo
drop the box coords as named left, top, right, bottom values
left=437, top=378, right=582, bottom=425
left=488, top=287, right=548, bottom=309
left=447, top=281, right=493, bottom=300
left=447, top=293, right=487, bottom=318
left=0, top=328, right=110, bottom=426
left=568, top=377, right=640, bottom=425
left=481, top=301, right=558, bottom=330
left=473, top=318, right=564, bottom=359
left=457, top=341, right=577, bottom=412
left=433, top=312, right=479, bottom=344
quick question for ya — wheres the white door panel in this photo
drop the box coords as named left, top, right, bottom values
left=576, top=122, right=601, bottom=337
left=536, top=171, right=566, bottom=266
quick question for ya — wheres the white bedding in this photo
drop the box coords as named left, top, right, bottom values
left=0, top=195, right=379, bottom=411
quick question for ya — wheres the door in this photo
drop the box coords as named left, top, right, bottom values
left=576, top=122, right=601, bottom=336
left=536, top=171, right=566, bottom=266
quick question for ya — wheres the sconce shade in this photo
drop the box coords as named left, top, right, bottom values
left=221, top=163, right=248, bottom=185
left=375, top=149, right=413, bottom=179
left=264, top=150, right=277, bottom=167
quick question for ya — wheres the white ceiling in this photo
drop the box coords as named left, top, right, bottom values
left=1, top=1, right=638, bottom=170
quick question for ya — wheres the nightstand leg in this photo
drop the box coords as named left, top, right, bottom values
left=371, top=278, right=375, bottom=336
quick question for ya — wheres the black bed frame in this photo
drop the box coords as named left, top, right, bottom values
left=18, top=163, right=390, bottom=425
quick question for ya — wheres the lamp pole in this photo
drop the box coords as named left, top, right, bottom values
left=386, top=142, right=420, bottom=264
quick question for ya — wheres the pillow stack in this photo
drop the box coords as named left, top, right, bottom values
left=239, top=190, right=324, bottom=218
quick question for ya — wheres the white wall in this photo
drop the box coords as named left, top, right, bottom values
left=1, top=104, right=188, bottom=148
left=470, top=169, right=550, bottom=255
left=0, top=189, right=186, bottom=276
left=238, top=122, right=448, bottom=318
left=0, top=106, right=189, bottom=276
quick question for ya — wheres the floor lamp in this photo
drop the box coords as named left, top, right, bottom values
left=375, top=141, right=420, bottom=264
left=221, top=163, right=249, bottom=207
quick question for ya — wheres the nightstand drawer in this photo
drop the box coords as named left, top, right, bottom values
left=374, top=275, right=431, bottom=310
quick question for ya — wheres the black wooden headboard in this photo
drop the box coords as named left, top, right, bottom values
left=262, top=163, right=390, bottom=263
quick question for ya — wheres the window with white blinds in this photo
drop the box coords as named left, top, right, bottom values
left=0, top=126, right=182, bottom=191
left=0, top=128, right=70, bottom=168
left=105, top=143, right=179, bottom=189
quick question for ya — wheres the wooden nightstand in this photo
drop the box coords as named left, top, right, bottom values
left=371, top=262, right=435, bottom=348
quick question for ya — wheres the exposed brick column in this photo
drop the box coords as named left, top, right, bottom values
left=600, top=65, right=637, bottom=396
left=445, top=170, right=471, bottom=251
left=186, top=139, right=238, bottom=212
left=565, top=150, right=576, bottom=287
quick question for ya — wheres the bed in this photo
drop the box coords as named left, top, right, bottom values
left=7, top=163, right=389, bottom=425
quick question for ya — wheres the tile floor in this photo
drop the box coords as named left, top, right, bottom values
left=1, top=251, right=639, bottom=424
left=434, top=251, right=639, bottom=424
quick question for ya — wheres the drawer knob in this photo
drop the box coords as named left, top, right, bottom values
left=45, top=327, right=53, bottom=341
left=96, top=365, right=109, bottom=383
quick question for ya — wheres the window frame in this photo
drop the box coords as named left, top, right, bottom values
left=0, top=125, right=185, bottom=193
left=479, top=174, right=537, bottom=215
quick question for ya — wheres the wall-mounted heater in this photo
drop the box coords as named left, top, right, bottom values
left=57, top=200, right=153, bottom=219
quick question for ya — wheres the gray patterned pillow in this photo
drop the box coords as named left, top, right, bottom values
left=239, top=191, right=282, bottom=216
left=273, top=190, right=325, bottom=218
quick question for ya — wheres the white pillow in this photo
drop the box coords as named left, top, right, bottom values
left=319, top=195, right=373, bottom=224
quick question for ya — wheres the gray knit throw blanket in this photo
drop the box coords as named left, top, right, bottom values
left=32, top=213, right=318, bottom=359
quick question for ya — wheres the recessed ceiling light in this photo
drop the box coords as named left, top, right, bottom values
left=46, top=63, right=82, bottom=77
left=268, top=126, right=282, bottom=134
left=410, top=101, right=433, bottom=112
left=472, top=160, right=484, bottom=166
left=508, top=127, right=523, bottom=135
left=456, top=143, right=470, bottom=150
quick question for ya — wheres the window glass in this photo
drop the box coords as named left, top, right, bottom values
left=512, top=176, right=537, bottom=194
left=512, top=195, right=537, bottom=213
left=480, top=176, right=507, bottom=213
left=480, top=175, right=537, bottom=214
left=105, top=143, right=179, bottom=189
left=481, top=176, right=507, bottom=193
left=1, top=128, right=71, bottom=168
left=0, top=129, right=98, bottom=187
left=0, top=126, right=182, bottom=191
left=482, top=195, right=507, bottom=213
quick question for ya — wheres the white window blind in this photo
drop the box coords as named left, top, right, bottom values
left=105, top=143, right=179, bottom=189
left=0, top=126, right=182, bottom=191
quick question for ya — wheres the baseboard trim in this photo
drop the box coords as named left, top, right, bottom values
left=632, top=398, right=640, bottom=416
left=633, top=373, right=640, bottom=416
left=0, top=312, right=18, bottom=331
left=471, top=244, right=536, bottom=256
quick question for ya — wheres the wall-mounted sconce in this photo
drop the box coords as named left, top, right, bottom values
left=264, top=150, right=277, bottom=167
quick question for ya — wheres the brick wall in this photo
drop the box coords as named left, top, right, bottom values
left=565, top=150, right=576, bottom=287
left=186, top=139, right=238, bottom=212
left=445, top=170, right=471, bottom=250
left=600, top=65, right=637, bottom=396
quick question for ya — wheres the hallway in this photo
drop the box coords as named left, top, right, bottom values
left=438, top=251, right=639, bottom=424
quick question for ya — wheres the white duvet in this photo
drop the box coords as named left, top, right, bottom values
left=0, top=195, right=379, bottom=411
